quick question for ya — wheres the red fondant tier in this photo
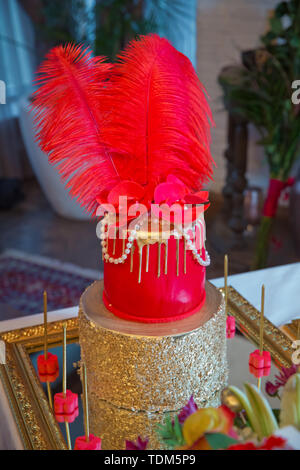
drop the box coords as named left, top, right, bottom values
left=103, top=235, right=206, bottom=323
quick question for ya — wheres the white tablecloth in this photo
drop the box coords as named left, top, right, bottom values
left=211, top=262, right=300, bottom=327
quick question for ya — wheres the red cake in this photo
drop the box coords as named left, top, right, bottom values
left=101, top=217, right=209, bottom=323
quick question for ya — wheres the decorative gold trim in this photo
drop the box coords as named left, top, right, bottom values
left=0, top=320, right=79, bottom=449
left=0, top=343, right=66, bottom=449
left=280, top=319, right=300, bottom=342
left=0, top=318, right=78, bottom=353
left=0, top=285, right=295, bottom=449
left=222, top=285, right=294, bottom=368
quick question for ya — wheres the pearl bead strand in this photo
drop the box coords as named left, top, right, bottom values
left=100, top=216, right=140, bottom=265
left=100, top=215, right=210, bottom=268
left=182, top=229, right=211, bottom=267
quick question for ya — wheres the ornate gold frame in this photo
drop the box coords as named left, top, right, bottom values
left=225, top=286, right=294, bottom=369
left=0, top=286, right=295, bottom=450
left=0, top=318, right=78, bottom=450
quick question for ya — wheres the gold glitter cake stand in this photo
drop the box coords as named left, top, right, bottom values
left=79, top=281, right=228, bottom=450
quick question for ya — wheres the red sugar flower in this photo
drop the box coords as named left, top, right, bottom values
left=153, top=175, right=209, bottom=223
left=228, top=435, right=287, bottom=450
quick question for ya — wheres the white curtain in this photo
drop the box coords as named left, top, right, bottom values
left=0, top=0, right=36, bottom=178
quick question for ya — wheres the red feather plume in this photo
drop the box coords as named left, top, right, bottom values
left=101, top=34, right=215, bottom=193
left=32, top=44, right=120, bottom=215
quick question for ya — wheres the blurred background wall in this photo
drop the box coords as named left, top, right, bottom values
left=196, top=0, right=279, bottom=192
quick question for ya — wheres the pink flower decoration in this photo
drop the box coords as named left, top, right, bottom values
left=154, top=175, right=208, bottom=206
left=107, top=181, right=145, bottom=206
left=265, top=364, right=298, bottom=397
left=153, top=175, right=209, bottom=224
left=178, top=395, right=198, bottom=424
left=226, top=316, right=236, bottom=339
left=54, top=390, right=79, bottom=423
left=97, top=181, right=146, bottom=213
left=265, top=381, right=280, bottom=397
left=74, top=434, right=102, bottom=450
left=125, top=436, right=149, bottom=450
left=249, top=350, right=271, bottom=378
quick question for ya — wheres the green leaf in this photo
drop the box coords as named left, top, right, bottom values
left=275, top=2, right=289, bottom=18
left=272, top=408, right=281, bottom=423
left=156, top=414, right=185, bottom=449
left=205, top=433, right=238, bottom=450
left=229, top=386, right=261, bottom=435
left=173, top=416, right=184, bottom=445
left=270, top=16, right=283, bottom=35
left=244, top=384, right=278, bottom=438
left=291, top=37, right=300, bottom=48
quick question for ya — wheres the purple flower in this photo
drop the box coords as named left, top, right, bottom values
left=265, top=365, right=298, bottom=397
left=178, top=395, right=198, bottom=424
left=125, top=436, right=149, bottom=450
left=265, top=380, right=279, bottom=397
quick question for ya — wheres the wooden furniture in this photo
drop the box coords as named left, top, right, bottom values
left=219, top=51, right=263, bottom=245
left=222, top=110, right=248, bottom=245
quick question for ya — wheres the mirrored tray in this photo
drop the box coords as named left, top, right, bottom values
left=0, top=284, right=295, bottom=450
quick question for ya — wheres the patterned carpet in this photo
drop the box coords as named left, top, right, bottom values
left=0, top=250, right=101, bottom=320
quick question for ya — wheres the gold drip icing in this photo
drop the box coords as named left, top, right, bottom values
left=164, top=240, right=168, bottom=275
left=130, top=245, right=135, bottom=273
left=184, top=239, right=187, bottom=274
left=146, top=245, right=150, bottom=273
left=138, top=245, right=144, bottom=283
left=176, top=238, right=180, bottom=276
left=104, top=212, right=206, bottom=277
left=157, top=243, right=161, bottom=278
left=113, top=227, right=117, bottom=255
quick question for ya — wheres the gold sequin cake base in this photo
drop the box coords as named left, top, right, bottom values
left=89, top=390, right=222, bottom=450
left=79, top=281, right=228, bottom=448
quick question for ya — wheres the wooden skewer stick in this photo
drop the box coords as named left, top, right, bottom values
left=257, top=284, right=265, bottom=391
left=82, top=363, right=90, bottom=443
left=43, top=292, right=53, bottom=409
left=43, top=291, right=48, bottom=360
left=63, top=324, right=67, bottom=397
left=63, top=324, right=72, bottom=450
left=224, top=255, right=228, bottom=316
left=259, top=285, right=265, bottom=355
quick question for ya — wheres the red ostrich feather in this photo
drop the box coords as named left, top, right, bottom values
left=32, top=44, right=121, bottom=215
left=32, top=37, right=214, bottom=214
left=101, top=34, right=215, bottom=194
